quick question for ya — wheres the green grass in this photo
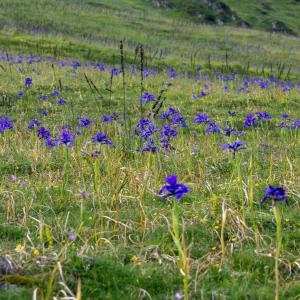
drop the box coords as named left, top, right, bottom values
left=223, top=0, right=300, bottom=35
left=0, top=1, right=300, bottom=299
left=1, top=0, right=300, bottom=77
left=147, top=0, right=300, bottom=35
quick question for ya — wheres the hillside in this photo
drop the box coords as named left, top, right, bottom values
left=148, top=0, right=300, bottom=35
left=1, top=0, right=300, bottom=78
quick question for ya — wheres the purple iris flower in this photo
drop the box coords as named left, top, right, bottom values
left=24, top=77, right=32, bottom=89
left=102, top=113, right=118, bottom=123
left=159, top=175, right=190, bottom=200
left=37, top=127, right=51, bottom=140
left=199, top=91, right=208, bottom=98
left=205, top=121, right=220, bottom=134
left=160, top=124, right=177, bottom=138
left=28, top=119, right=41, bottom=130
left=221, top=141, right=245, bottom=158
left=168, top=68, right=177, bottom=78
left=41, top=110, right=48, bottom=116
left=111, top=67, right=122, bottom=76
left=291, top=119, right=300, bottom=130
left=92, top=132, right=115, bottom=148
left=141, top=138, right=159, bottom=153
left=224, top=127, right=236, bottom=137
left=281, top=114, right=290, bottom=120
left=135, top=119, right=156, bottom=141
left=53, top=90, right=60, bottom=97
left=140, top=92, right=156, bottom=106
left=56, top=130, right=76, bottom=147
left=57, top=98, right=66, bottom=105
left=257, top=112, right=272, bottom=121
left=228, top=111, right=236, bottom=117
left=261, top=186, right=288, bottom=205
left=244, top=114, right=258, bottom=127
left=17, top=91, right=25, bottom=98
left=42, top=137, right=56, bottom=148
left=0, top=116, right=14, bottom=133
left=160, top=108, right=187, bottom=129
left=78, top=118, right=93, bottom=128
left=194, top=113, right=210, bottom=124
left=72, top=60, right=81, bottom=70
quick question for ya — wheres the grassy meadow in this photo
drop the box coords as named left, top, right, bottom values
left=0, top=1, right=300, bottom=299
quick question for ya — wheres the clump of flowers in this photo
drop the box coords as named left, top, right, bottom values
left=244, top=112, right=272, bottom=127
left=0, top=116, right=13, bottom=134
left=194, top=112, right=220, bottom=134
left=158, top=108, right=188, bottom=149
left=160, top=108, right=188, bottom=129
left=135, top=118, right=157, bottom=141
left=37, top=127, right=55, bottom=148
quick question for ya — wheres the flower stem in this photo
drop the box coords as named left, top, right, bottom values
left=273, top=201, right=282, bottom=300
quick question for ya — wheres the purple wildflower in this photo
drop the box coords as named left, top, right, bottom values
left=53, top=90, right=60, bottom=97
left=17, top=91, right=25, bottom=98
left=57, top=98, right=66, bottom=106
left=257, top=112, right=272, bottom=121
left=141, top=138, right=159, bottom=153
left=56, top=130, right=76, bottom=147
left=78, top=117, right=93, bottom=128
left=140, top=92, right=156, bottom=106
left=37, top=127, right=51, bottom=140
left=261, top=186, right=288, bottom=205
left=159, top=175, right=190, bottom=200
left=291, top=119, right=300, bottom=130
left=244, top=114, right=258, bottom=127
left=0, top=116, right=14, bottom=133
left=92, top=132, right=115, bottom=148
left=28, top=119, right=41, bottom=130
left=221, top=141, right=245, bottom=158
left=194, top=113, right=210, bottom=124
left=24, top=77, right=32, bottom=89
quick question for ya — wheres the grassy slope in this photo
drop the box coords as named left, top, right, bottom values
left=0, top=0, right=300, bottom=77
left=148, top=0, right=300, bottom=35
left=223, top=0, right=300, bottom=35
left=0, top=1, right=300, bottom=300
